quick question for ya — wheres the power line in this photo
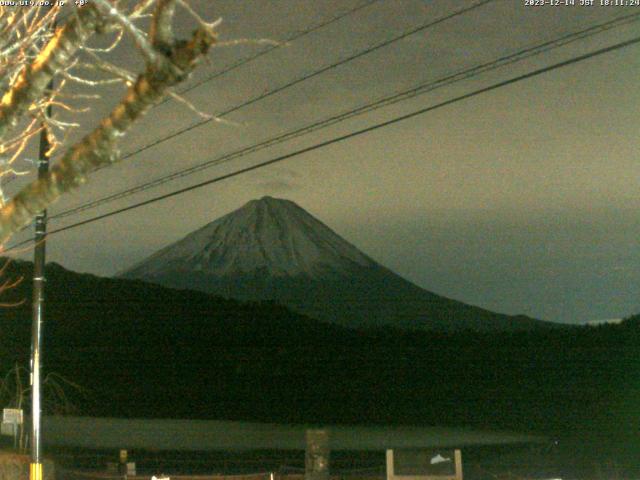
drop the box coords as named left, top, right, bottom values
left=87, top=0, right=496, bottom=169
left=156, top=0, right=382, bottom=106
left=49, top=11, right=640, bottom=221
left=42, top=0, right=497, bottom=218
left=41, top=1, right=383, bottom=165
left=46, top=1, right=382, bottom=161
left=8, top=34, right=639, bottom=251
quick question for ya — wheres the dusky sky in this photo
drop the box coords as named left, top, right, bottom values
left=7, top=0, right=640, bottom=323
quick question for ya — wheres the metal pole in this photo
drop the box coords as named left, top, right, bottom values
left=30, top=78, right=53, bottom=480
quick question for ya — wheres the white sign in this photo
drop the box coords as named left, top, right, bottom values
left=2, top=408, right=23, bottom=425
left=0, top=422, right=16, bottom=436
left=430, top=455, right=452, bottom=465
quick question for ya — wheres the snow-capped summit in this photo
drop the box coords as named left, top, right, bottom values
left=123, top=196, right=374, bottom=279
left=121, top=197, right=549, bottom=331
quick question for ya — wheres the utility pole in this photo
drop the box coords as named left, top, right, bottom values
left=31, top=22, right=55, bottom=480
left=30, top=96, right=51, bottom=480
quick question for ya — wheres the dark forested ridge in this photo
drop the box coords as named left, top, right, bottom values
left=0, top=260, right=638, bottom=449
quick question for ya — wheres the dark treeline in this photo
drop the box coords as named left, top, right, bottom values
left=0, top=260, right=638, bottom=450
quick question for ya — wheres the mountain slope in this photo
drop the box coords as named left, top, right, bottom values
left=123, top=196, right=375, bottom=278
left=121, top=196, right=547, bottom=331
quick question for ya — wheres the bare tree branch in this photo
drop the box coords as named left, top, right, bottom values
left=0, top=21, right=217, bottom=244
left=0, top=5, right=111, bottom=142
left=130, top=0, right=159, bottom=19
left=93, top=0, right=160, bottom=65
left=151, top=0, right=177, bottom=47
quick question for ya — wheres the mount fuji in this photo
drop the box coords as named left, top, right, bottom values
left=120, top=196, right=546, bottom=331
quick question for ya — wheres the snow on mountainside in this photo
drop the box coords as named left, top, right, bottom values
left=124, top=196, right=374, bottom=279
left=121, top=196, right=550, bottom=331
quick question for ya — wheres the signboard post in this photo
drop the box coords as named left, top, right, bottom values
left=305, top=429, right=330, bottom=480
left=119, top=450, right=128, bottom=480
